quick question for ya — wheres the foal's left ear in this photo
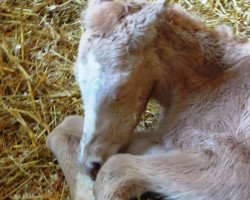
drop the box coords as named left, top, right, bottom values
left=126, top=0, right=169, bottom=49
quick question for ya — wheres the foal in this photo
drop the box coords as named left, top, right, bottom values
left=47, top=0, right=250, bottom=199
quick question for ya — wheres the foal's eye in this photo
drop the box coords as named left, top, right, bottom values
left=114, top=92, right=129, bottom=102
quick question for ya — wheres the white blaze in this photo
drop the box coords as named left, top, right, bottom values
left=75, top=52, right=102, bottom=163
left=75, top=51, right=129, bottom=164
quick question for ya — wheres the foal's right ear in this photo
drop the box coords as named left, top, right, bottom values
left=125, top=0, right=169, bottom=49
left=88, top=0, right=112, bottom=6
left=83, top=1, right=123, bottom=34
left=82, top=0, right=142, bottom=35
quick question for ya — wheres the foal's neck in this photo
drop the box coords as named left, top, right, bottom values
left=151, top=6, right=245, bottom=106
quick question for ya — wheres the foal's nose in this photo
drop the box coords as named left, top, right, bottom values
left=79, top=155, right=104, bottom=180
left=88, top=161, right=102, bottom=179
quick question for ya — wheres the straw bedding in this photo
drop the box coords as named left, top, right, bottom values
left=0, top=0, right=249, bottom=199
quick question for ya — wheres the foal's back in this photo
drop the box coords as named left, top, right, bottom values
left=154, top=8, right=250, bottom=153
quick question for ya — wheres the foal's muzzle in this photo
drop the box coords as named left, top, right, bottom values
left=78, top=149, right=104, bottom=180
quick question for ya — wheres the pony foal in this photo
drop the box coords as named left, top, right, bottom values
left=47, top=0, right=250, bottom=199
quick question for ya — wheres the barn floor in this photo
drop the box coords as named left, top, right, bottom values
left=0, top=0, right=249, bottom=199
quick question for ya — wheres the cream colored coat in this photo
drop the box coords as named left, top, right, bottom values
left=47, top=0, right=250, bottom=199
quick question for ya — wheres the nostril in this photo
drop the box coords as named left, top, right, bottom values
left=90, top=161, right=101, bottom=180
left=92, top=162, right=101, bottom=171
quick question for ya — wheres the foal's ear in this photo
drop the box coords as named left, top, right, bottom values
left=126, top=0, right=169, bottom=49
left=83, top=1, right=122, bottom=34
left=83, top=0, right=142, bottom=35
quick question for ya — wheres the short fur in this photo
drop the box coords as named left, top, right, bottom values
left=47, top=0, right=250, bottom=199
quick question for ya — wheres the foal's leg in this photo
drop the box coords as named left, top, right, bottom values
left=47, top=116, right=95, bottom=200
left=126, top=131, right=169, bottom=155
left=94, top=150, right=239, bottom=200
left=47, top=116, right=162, bottom=199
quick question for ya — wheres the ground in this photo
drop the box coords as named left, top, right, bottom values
left=0, top=0, right=249, bottom=199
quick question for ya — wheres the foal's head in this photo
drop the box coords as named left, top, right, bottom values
left=75, top=0, right=168, bottom=177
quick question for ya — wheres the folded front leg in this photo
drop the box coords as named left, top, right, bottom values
left=93, top=150, right=246, bottom=200
left=47, top=115, right=167, bottom=200
left=47, top=116, right=95, bottom=200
